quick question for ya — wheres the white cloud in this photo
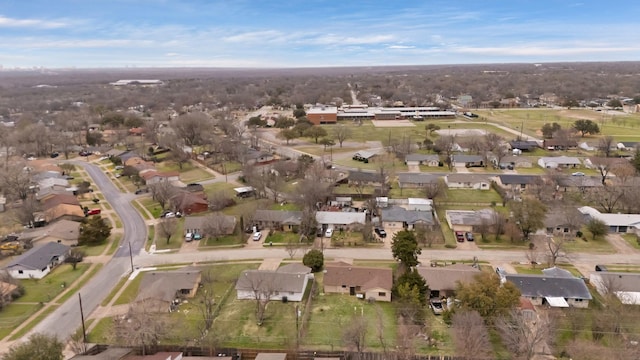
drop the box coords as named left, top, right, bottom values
left=454, top=45, right=638, bottom=56
left=313, top=34, right=394, bottom=46
left=0, top=15, right=68, bottom=29
left=165, top=52, right=180, bottom=57
left=388, top=45, right=415, bottom=49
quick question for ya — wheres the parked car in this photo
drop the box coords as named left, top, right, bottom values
left=50, top=152, right=59, bottom=158
left=193, top=233, right=202, bottom=240
left=325, top=228, right=333, bottom=238
left=571, top=172, right=585, bottom=176
left=595, top=264, right=608, bottom=272
left=160, top=211, right=175, bottom=218
left=114, top=165, right=124, bottom=170
left=87, top=209, right=101, bottom=216
left=185, top=233, right=194, bottom=242
left=252, top=232, right=262, bottom=241
left=430, top=299, right=444, bottom=315
left=465, top=232, right=474, bottom=241
left=134, top=188, right=148, bottom=195
left=455, top=231, right=465, bottom=242
left=374, top=227, right=387, bottom=238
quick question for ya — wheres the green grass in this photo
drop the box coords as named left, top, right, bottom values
left=131, top=199, right=151, bottom=220
left=138, top=197, right=164, bottom=219
left=113, top=275, right=144, bottom=305
left=513, top=264, right=583, bottom=277
left=179, top=166, right=214, bottom=183
left=304, top=293, right=397, bottom=350
left=264, top=231, right=299, bottom=244
left=563, top=234, right=615, bottom=254
left=87, top=317, right=114, bottom=343
left=442, top=189, right=502, bottom=205
left=201, top=234, right=245, bottom=247
left=0, top=303, right=42, bottom=340
left=154, top=220, right=184, bottom=250
left=209, top=160, right=243, bottom=174
left=202, top=182, right=237, bottom=195
left=146, top=225, right=155, bottom=251
left=268, top=202, right=301, bottom=211
left=78, top=242, right=108, bottom=257
left=623, top=233, right=640, bottom=249
left=8, top=305, right=58, bottom=341
left=17, top=264, right=90, bottom=303
left=106, top=234, right=121, bottom=255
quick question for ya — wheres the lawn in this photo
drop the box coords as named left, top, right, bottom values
left=138, top=197, right=164, bottom=219
left=304, top=293, right=397, bottom=350
left=208, top=160, right=243, bottom=174
left=202, top=182, right=237, bottom=195
left=269, top=202, right=301, bottom=211
left=201, top=234, right=244, bottom=247
left=442, top=189, right=502, bottom=205
left=87, top=316, right=114, bottom=343
left=113, top=274, right=145, bottom=305
left=264, top=231, right=299, bottom=244
left=78, top=241, right=109, bottom=256
left=513, top=264, right=583, bottom=277
left=623, top=233, right=640, bottom=249
left=18, top=264, right=90, bottom=303
left=562, top=232, right=615, bottom=254
left=9, top=305, right=58, bottom=340
left=131, top=199, right=151, bottom=220
left=0, top=303, right=42, bottom=340
left=154, top=219, right=184, bottom=250
left=179, top=167, right=214, bottom=183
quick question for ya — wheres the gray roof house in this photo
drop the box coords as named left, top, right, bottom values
left=135, top=267, right=202, bottom=312
left=5, top=242, right=70, bottom=279
left=397, top=173, right=441, bottom=189
left=445, top=174, right=492, bottom=190
left=183, top=214, right=237, bottom=237
left=316, top=211, right=366, bottom=229
left=445, top=209, right=498, bottom=232
left=379, top=206, right=435, bottom=230
left=538, top=156, right=581, bottom=169
left=347, top=170, right=386, bottom=185
left=505, top=269, right=592, bottom=308
left=253, top=210, right=302, bottom=230
left=417, top=263, right=481, bottom=298
left=590, top=272, right=640, bottom=305
left=451, top=154, right=485, bottom=167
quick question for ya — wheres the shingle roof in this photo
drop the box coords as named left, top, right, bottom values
left=591, top=272, right=640, bottom=292
left=497, top=175, right=540, bottom=185
left=405, top=153, right=439, bottom=162
left=539, top=156, right=581, bottom=165
left=323, top=263, right=392, bottom=291
left=136, top=268, right=201, bottom=303
left=316, top=211, right=366, bottom=225
left=5, top=242, right=69, bottom=271
left=505, top=274, right=592, bottom=300
left=446, top=209, right=497, bottom=226
left=417, top=264, right=480, bottom=292
left=381, top=206, right=434, bottom=225
left=348, top=170, right=385, bottom=183
left=236, top=270, right=308, bottom=293
left=278, top=263, right=312, bottom=274
left=398, top=173, right=441, bottom=185
left=445, top=173, right=492, bottom=184
left=451, top=155, right=484, bottom=163
left=253, top=210, right=302, bottom=225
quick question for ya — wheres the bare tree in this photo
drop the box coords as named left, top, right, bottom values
left=12, top=196, right=40, bottom=227
left=244, top=273, right=275, bottom=326
left=149, top=181, right=175, bottom=210
left=395, top=323, right=418, bottom=360
left=342, top=315, right=368, bottom=359
left=197, top=270, right=216, bottom=338
left=422, top=178, right=445, bottom=201
left=172, top=111, right=212, bottom=146
left=434, top=135, right=455, bottom=170
left=545, top=235, right=569, bottom=266
left=112, top=301, right=167, bottom=355
left=285, top=236, right=301, bottom=259
left=496, top=310, right=554, bottom=360
left=597, top=135, right=615, bottom=158
left=374, top=305, right=388, bottom=354
left=157, top=218, right=178, bottom=244
left=1, top=162, right=32, bottom=201
left=452, top=310, right=493, bottom=360
left=333, top=125, right=353, bottom=148
left=265, top=172, right=286, bottom=203
left=202, top=213, right=230, bottom=241
left=587, top=185, right=625, bottom=213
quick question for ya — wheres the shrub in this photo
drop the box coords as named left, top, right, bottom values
left=303, top=249, right=324, bottom=272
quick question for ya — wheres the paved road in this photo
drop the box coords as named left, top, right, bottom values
left=27, top=161, right=147, bottom=341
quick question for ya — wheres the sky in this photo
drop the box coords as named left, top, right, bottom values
left=1, top=0, right=639, bottom=69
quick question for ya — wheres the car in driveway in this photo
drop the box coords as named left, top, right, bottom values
left=430, top=299, right=444, bottom=315
left=160, top=211, right=175, bottom=218
left=465, top=232, right=474, bottom=241
left=325, top=228, right=333, bottom=238
left=374, top=227, right=387, bottom=238
left=86, top=209, right=101, bottom=216
left=252, top=232, right=262, bottom=241
left=455, top=231, right=465, bottom=242
left=571, top=172, right=585, bottom=176
left=185, top=233, right=194, bottom=242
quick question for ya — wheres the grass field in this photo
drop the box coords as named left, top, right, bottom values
left=442, top=189, right=502, bottom=205
left=18, top=264, right=90, bottom=303
left=0, top=304, right=42, bottom=340
left=154, top=219, right=184, bottom=250
left=113, top=274, right=144, bottom=305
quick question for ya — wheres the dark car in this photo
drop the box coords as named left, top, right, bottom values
left=50, top=152, right=59, bottom=158
left=374, top=227, right=387, bottom=238
left=595, top=265, right=608, bottom=272
left=465, top=232, right=474, bottom=241
left=455, top=231, right=465, bottom=242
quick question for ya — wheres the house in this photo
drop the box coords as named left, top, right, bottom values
left=590, top=272, right=640, bottom=305
left=584, top=157, right=629, bottom=171
left=20, top=219, right=81, bottom=246
left=509, top=140, right=540, bottom=152
left=543, top=208, right=583, bottom=236
left=617, top=141, right=639, bottom=151
left=105, top=148, right=127, bottom=158
left=183, top=214, right=236, bottom=237
left=504, top=268, right=592, bottom=308
left=135, top=267, right=202, bottom=312
left=403, top=198, right=433, bottom=211
left=236, top=266, right=312, bottom=302
left=140, top=170, right=180, bottom=185
left=495, top=175, right=541, bottom=192
left=497, top=155, right=533, bottom=168
left=417, top=263, right=481, bottom=298
left=445, top=174, right=491, bottom=190
left=245, top=149, right=275, bottom=165
left=316, top=211, right=366, bottom=231
left=404, top=154, right=440, bottom=167
left=352, top=151, right=378, bottom=163
left=445, top=209, right=498, bottom=232
left=397, top=173, right=441, bottom=189
left=253, top=210, right=302, bottom=230
left=323, top=262, right=392, bottom=302
left=556, top=176, right=603, bottom=191
left=538, top=156, right=581, bottom=169
left=543, top=138, right=578, bottom=151
left=450, top=154, right=485, bottom=167
left=37, top=177, right=69, bottom=191
left=379, top=206, right=435, bottom=230
left=347, top=170, right=386, bottom=186
left=255, top=354, right=287, bottom=360
left=41, top=193, right=84, bottom=223
left=578, top=206, right=640, bottom=233
left=128, top=127, right=145, bottom=136
left=5, top=242, right=70, bottom=279
left=169, top=191, right=208, bottom=215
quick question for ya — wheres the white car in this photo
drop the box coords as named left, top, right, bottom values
left=572, top=172, right=585, bottom=176
left=252, top=232, right=262, bottom=241
left=185, top=233, right=193, bottom=242
left=325, top=228, right=333, bottom=238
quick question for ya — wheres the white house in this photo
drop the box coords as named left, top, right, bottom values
left=578, top=206, right=640, bottom=233
left=235, top=265, right=312, bottom=302
left=316, top=211, right=366, bottom=231
left=445, top=174, right=492, bottom=190
left=5, top=242, right=70, bottom=279
left=590, top=272, right=640, bottom=305
left=538, top=156, right=581, bottom=169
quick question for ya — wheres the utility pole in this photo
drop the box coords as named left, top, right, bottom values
left=78, top=293, right=87, bottom=353
left=295, top=305, right=300, bottom=350
left=128, top=241, right=134, bottom=273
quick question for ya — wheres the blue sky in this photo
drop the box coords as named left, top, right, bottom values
left=1, top=0, right=639, bottom=68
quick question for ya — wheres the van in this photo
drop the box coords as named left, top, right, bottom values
left=185, top=233, right=193, bottom=242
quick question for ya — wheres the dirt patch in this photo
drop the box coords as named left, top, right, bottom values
left=436, top=128, right=487, bottom=136
left=371, top=120, right=416, bottom=127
